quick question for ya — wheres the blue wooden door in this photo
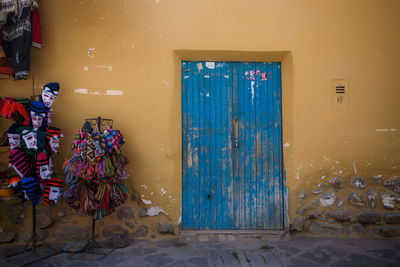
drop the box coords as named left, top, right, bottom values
left=182, top=61, right=283, bottom=230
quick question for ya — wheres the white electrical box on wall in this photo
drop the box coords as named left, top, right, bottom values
left=331, top=79, right=349, bottom=108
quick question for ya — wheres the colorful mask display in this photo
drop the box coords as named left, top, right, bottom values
left=5, top=82, right=62, bottom=206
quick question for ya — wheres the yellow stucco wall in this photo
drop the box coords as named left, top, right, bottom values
left=1, top=0, right=400, bottom=237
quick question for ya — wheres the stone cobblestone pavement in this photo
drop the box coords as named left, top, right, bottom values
left=1, top=236, right=399, bottom=266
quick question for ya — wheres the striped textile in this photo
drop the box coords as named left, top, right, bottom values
left=9, top=148, right=33, bottom=177
left=20, top=177, right=40, bottom=205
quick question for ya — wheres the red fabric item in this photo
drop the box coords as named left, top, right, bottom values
left=0, top=57, right=14, bottom=75
left=0, top=98, right=29, bottom=125
left=31, top=8, right=42, bottom=48
left=1, top=98, right=15, bottom=118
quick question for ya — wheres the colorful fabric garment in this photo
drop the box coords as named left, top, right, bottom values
left=63, top=122, right=129, bottom=219
left=1, top=5, right=32, bottom=79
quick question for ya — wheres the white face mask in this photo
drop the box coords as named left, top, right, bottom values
left=49, top=186, right=61, bottom=203
left=49, top=137, right=60, bottom=153
left=42, top=88, right=57, bottom=108
left=7, top=133, right=20, bottom=149
left=30, top=112, right=44, bottom=130
left=22, top=131, right=37, bottom=150
left=39, top=165, right=52, bottom=179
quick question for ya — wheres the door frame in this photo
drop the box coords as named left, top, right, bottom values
left=174, top=50, right=292, bottom=232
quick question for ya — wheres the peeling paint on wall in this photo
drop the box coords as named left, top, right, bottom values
left=106, top=90, right=123, bottom=96
left=95, top=65, right=113, bottom=71
left=161, top=188, right=166, bottom=196
left=141, top=195, right=152, bottom=205
left=147, top=206, right=167, bottom=216
left=73, top=88, right=123, bottom=96
left=88, top=48, right=96, bottom=58
left=376, top=128, right=397, bottom=132
left=75, top=88, right=88, bottom=94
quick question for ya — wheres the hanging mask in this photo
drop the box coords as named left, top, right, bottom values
left=36, top=152, right=52, bottom=179
left=30, top=111, right=44, bottom=130
left=30, top=101, right=47, bottom=130
left=49, top=137, right=60, bottom=153
left=7, top=133, right=20, bottom=149
left=7, top=123, right=21, bottom=149
left=22, top=130, right=37, bottom=150
left=41, top=83, right=60, bottom=108
left=46, top=127, right=63, bottom=154
left=40, top=165, right=52, bottom=179
left=43, top=178, right=63, bottom=205
left=49, top=186, right=61, bottom=202
left=41, top=89, right=57, bottom=108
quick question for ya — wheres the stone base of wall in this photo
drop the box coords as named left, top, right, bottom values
left=290, top=176, right=400, bottom=237
left=0, top=192, right=176, bottom=247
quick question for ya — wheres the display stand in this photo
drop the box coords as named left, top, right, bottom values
left=6, top=204, right=61, bottom=266
left=68, top=116, right=115, bottom=261
left=4, top=78, right=62, bottom=265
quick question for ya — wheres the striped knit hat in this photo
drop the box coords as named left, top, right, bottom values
left=20, top=177, right=41, bottom=205
left=43, top=178, right=63, bottom=205
left=46, top=127, right=63, bottom=139
left=30, top=101, right=47, bottom=116
left=43, top=83, right=60, bottom=96
left=9, top=148, right=33, bottom=177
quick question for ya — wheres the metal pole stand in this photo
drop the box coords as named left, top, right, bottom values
left=85, top=217, right=101, bottom=252
left=69, top=216, right=114, bottom=261
left=6, top=203, right=61, bottom=266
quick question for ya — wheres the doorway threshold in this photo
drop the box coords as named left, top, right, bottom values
left=179, top=230, right=287, bottom=243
